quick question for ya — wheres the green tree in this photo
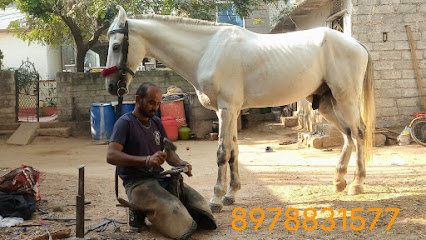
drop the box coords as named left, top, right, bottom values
left=8, top=0, right=117, bottom=72
left=6, top=0, right=289, bottom=72
left=0, top=0, right=13, bottom=9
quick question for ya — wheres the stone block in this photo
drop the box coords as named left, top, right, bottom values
left=37, top=127, right=71, bottom=137
left=395, top=41, right=410, bottom=50
left=417, top=41, right=426, bottom=50
left=6, top=122, right=40, bottom=145
left=322, top=136, right=344, bottom=148
left=402, top=51, right=423, bottom=60
left=209, top=133, right=218, bottom=141
left=402, top=70, right=416, bottom=79
left=310, top=137, right=323, bottom=149
left=375, top=80, right=396, bottom=89
left=373, top=42, right=395, bottom=51
left=398, top=4, right=417, bottom=13
left=375, top=61, right=394, bottom=70
left=377, top=116, right=401, bottom=128
left=375, top=5, right=395, bottom=14
left=396, top=97, right=420, bottom=107
left=377, top=107, right=400, bottom=117
left=280, top=116, right=298, bottom=127
left=402, top=88, right=421, bottom=97
left=401, top=0, right=424, bottom=4
left=394, top=60, right=415, bottom=69
left=403, top=13, right=426, bottom=23
left=420, top=3, right=426, bottom=12
left=371, top=51, right=380, bottom=61
left=374, top=133, right=387, bottom=146
left=395, top=79, right=418, bottom=88
left=375, top=88, right=403, bottom=99
left=376, top=98, right=396, bottom=108
left=380, top=0, right=401, bottom=4
left=380, top=52, right=402, bottom=61
left=381, top=70, right=402, bottom=79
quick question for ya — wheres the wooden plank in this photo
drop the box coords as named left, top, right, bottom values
left=405, top=25, right=426, bottom=109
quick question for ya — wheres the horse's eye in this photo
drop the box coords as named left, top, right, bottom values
left=113, top=44, right=120, bottom=51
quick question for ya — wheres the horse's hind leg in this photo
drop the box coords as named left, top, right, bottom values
left=333, top=98, right=367, bottom=195
left=209, top=108, right=239, bottom=213
left=315, top=92, right=354, bottom=192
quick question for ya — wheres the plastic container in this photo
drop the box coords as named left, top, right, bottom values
left=115, top=102, right=135, bottom=119
left=178, top=124, right=191, bottom=140
left=161, top=116, right=178, bottom=141
left=90, top=103, right=115, bottom=141
left=160, top=98, right=186, bottom=128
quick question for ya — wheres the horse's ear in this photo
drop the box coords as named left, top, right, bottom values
left=116, top=5, right=127, bottom=27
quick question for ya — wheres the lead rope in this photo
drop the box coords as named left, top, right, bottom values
left=116, top=96, right=123, bottom=203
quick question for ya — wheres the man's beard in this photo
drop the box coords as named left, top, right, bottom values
left=139, top=105, right=156, bottom=118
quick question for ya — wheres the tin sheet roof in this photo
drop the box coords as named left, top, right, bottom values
left=270, top=0, right=329, bottom=33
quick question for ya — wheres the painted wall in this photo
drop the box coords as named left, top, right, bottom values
left=244, top=5, right=271, bottom=34
left=0, top=32, right=61, bottom=80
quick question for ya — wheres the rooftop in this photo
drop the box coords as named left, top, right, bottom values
left=270, top=0, right=329, bottom=33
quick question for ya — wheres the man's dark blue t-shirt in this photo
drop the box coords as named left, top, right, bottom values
left=109, top=112, right=168, bottom=186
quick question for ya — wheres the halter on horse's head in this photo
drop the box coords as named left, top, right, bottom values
left=102, top=6, right=137, bottom=97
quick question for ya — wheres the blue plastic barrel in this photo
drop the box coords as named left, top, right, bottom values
left=91, top=103, right=115, bottom=141
left=115, top=103, right=135, bottom=119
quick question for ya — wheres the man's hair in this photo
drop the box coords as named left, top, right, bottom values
left=136, top=82, right=160, bottom=98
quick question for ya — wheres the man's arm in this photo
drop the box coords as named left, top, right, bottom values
left=107, top=142, right=166, bottom=167
left=165, top=149, right=193, bottom=176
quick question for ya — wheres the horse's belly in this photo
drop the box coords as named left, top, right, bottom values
left=242, top=68, right=323, bottom=108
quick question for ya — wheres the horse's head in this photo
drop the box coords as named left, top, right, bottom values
left=103, top=5, right=145, bottom=96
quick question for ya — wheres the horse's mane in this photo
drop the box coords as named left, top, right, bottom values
left=132, top=14, right=233, bottom=27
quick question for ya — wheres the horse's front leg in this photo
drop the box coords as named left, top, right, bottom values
left=209, top=108, right=239, bottom=213
left=223, top=112, right=241, bottom=206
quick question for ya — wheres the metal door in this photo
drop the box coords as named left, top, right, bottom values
left=15, top=59, right=40, bottom=122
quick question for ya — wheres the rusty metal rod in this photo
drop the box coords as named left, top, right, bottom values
left=76, top=165, right=85, bottom=238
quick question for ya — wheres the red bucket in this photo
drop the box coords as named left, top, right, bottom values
left=161, top=116, right=178, bottom=141
left=160, top=99, right=186, bottom=128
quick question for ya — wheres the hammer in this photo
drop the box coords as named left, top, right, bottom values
left=163, top=137, right=177, bottom=152
left=149, top=138, right=177, bottom=172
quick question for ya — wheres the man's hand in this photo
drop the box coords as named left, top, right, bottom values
left=147, top=151, right=167, bottom=167
left=182, top=161, right=193, bottom=177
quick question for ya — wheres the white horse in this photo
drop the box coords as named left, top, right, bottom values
left=104, top=6, right=374, bottom=213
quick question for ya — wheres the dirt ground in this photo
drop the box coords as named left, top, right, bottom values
left=0, top=123, right=425, bottom=240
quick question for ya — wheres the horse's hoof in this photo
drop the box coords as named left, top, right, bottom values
left=209, top=203, right=223, bottom=213
left=333, top=180, right=347, bottom=192
left=222, top=196, right=235, bottom=206
left=348, top=184, right=364, bottom=195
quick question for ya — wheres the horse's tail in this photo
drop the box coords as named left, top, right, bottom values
left=359, top=42, right=375, bottom=165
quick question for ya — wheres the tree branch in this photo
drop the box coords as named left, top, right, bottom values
left=87, top=23, right=110, bottom=49
left=60, top=15, right=84, bottom=48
